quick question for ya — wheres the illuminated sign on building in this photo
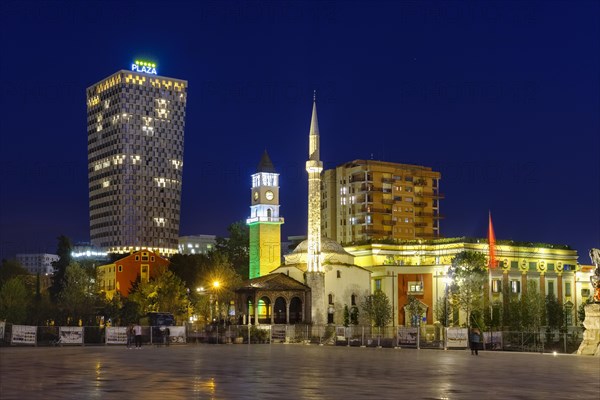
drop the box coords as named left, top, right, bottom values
left=131, top=60, right=157, bottom=75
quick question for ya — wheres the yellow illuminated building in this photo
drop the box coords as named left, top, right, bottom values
left=322, top=160, right=442, bottom=244
left=345, top=238, right=585, bottom=327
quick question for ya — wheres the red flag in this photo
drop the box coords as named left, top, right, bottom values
left=488, top=211, right=497, bottom=269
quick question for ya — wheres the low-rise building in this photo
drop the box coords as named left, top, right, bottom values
left=178, top=235, right=217, bottom=255
left=345, top=238, right=584, bottom=328
left=15, top=253, right=58, bottom=275
left=97, top=249, right=169, bottom=299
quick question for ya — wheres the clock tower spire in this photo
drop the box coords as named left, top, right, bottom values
left=247, top=150, right=284, bottom=279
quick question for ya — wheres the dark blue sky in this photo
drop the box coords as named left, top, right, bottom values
left=1, top=1, right=598, bottom=261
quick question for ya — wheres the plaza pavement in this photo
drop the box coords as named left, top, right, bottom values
left=1, top=344, right=598, bottom=399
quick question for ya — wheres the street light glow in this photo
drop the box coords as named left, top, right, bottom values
left=213, top=281, right=220, bottom=288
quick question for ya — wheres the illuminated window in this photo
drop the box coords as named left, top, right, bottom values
left=511, top=280, right=520, bottom=294
left=492, top=279, right=502, bottom=293
left=408, top=281, right=423, bottom=294
left=102, top=180, right=110, bottom=188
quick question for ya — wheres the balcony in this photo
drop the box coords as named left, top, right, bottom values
left=382, top=220, right=394, bottom=226
left=414, top=222, right=427, bottom=227
left=413, top=179, right=427, bottom=187
left=246, top=216, right=285, bottom=224
left=414, top=201, right=427, bottom=207
left=415, top=211, right=445, bottom=219
left=381, top=177, right=393, bottom=184
left=382, top=199, right=394, bottom=205
left=415, top=191, right=445, bottom=199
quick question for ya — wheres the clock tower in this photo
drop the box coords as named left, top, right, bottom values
left=247, top=151, right=284, bottom=279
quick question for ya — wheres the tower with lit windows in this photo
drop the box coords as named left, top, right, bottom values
left=87, top=60, right=187, bottom=255
left=247, top=151, right=284, bottom=279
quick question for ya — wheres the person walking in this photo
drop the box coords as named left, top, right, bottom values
left=134, top=323, right=143, bottom=349
left=126, top=324, right=133, bottom=349
left=470, top=328, right=481, bottom=355
left=164, top=327, right=170, bottom=347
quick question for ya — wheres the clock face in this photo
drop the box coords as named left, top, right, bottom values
left=265, top=191, right=274, bottom=201
left=253, top=191, right=259, bottom=201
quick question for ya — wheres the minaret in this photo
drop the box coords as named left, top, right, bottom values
left=247, top=150, right=284, bottom=279
left=305, top=93, right=326, bottom=324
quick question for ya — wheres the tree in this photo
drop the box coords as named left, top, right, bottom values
left=49, top=235, right=73, bottom=301
left=0, top=259, right=28, bottom=286
left=129, top=270, right=189, bottom=321
left=57, top=262, right=97, bottom=325
left=448, top=251, right=486, bottom=328
left=169, top=253, right=212, bottom=289
left=0, top=277, right=31, bottom=324
left=521, top=280, right=544, bottom=333
left=361, top=289, right=392, bottom=328
left=406, top=295, right=426, bottom=327
left=215, top=221, right=249, bottom=279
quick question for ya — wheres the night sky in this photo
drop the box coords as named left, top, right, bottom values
left=0, top=1, right=598, bottom=262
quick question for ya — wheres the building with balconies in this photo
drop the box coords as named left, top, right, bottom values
left=322, top=160, right=442, bottom=244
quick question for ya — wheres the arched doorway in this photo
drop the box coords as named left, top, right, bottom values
left=289, top=297, right=303, bottom=323
left=258, top=296, right=271, bottom=324
left=274, top=297, right=287, bottom=324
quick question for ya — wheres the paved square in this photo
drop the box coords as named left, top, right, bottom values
left=1, top=344, right=599, bottom=399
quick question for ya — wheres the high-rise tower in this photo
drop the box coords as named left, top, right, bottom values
left=305, top=96, right=326, bottom=324
left=87, top=61, right=187, bottom=255
left=247, top=151, right=284, bottom=279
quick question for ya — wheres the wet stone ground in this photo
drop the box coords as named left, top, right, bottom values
left=1, top=344, right=599, bottom=399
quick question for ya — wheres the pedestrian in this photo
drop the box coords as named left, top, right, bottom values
left=470, top=328, right=480, bottom=355
left=164, top=327, right=170, bottom=347
left=126, top=324, right=133, bottom=349
left=134, top=323, right=142, bottom=349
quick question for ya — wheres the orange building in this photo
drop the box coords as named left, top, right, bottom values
left=97, top=250, right=169, bottom=299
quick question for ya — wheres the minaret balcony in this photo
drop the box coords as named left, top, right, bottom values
left=246, top=216, right=284, bottom=224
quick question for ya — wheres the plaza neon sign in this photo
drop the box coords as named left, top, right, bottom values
left=131, top=60, right=157, bottom=75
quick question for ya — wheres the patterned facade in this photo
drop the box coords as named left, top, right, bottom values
left=346, top=239, right=585, bottom=327
left=87, top=70, right=187, bottom=255
left=322, top=160, right=442, bottom=244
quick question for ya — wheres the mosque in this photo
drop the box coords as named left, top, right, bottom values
left=236, top=99, right=371, bottom=326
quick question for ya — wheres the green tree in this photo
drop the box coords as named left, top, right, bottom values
left=0, top=277, right=31, bottom=324
left=521, top=280, right=545, bottom=332
left=406, top=295, right=426, bottom=327
left=448, top=251, right=486, bottom=327
left=343, top=305, right=350, bottom=327
left=169, top=253, right=212, bottom=289
left=545, top=294, right=563, bottom=329
left=434, top=296, right=451, bottom=327
left=129, top=270, right=189, bottom=321
left=57, top=262, right=97, bottom=325
left=49, top=235, right=73, bottom=301
left=361, top=289, right=392, bottom=328
left=0, top=259, right=28, bottom=286
left=215, top=221, right=250, bottom=279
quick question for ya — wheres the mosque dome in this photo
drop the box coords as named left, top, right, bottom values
left=285, top=237, right=355, bottom=266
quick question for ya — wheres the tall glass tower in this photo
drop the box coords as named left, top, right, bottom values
left=87, top=62, right=187, bottom=255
